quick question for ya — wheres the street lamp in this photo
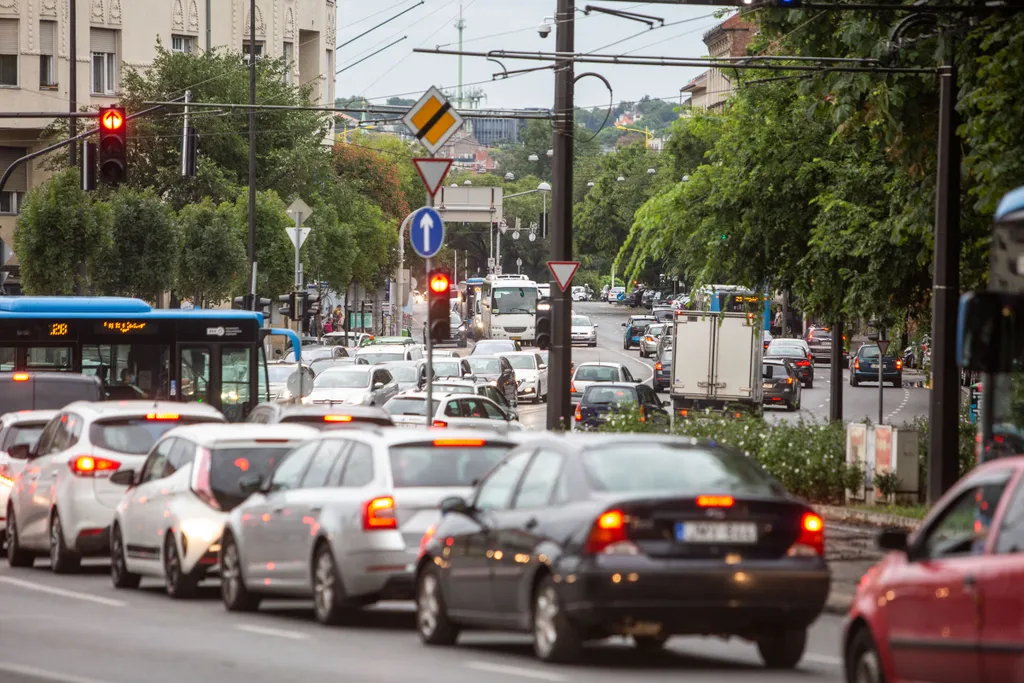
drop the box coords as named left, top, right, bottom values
left=617, top=175, right=626, bottom=182
left=647, top=168, right=656, bottom=175
left=528, top=153, right=539, bottom=162
left=546, top=149, right=554, bottom=158
left=504, top=172, right=515, bottom=181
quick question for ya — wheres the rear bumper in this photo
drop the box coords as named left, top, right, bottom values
left=763, top=386, right=798, bottom=403
left=72, top=526, right=110, bottom=555
left=852, top=370, right=901, bottom=382
left=338, top=548, right=417, bottom=602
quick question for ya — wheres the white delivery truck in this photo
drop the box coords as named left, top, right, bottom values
left=670, top=310, right=763, bottom=416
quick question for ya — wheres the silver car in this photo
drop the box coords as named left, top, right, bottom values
left=219, top=430, right=522, bottom=624
left=638, top=323, right=667, bottom=358
left=304, top=365, right=400, bottom=407
left=570, top=362, right=639, bottom=403
left=0, top=410, right=57, bottom=544
left=500, top=351, right=549, bottom=403
left=431, top=357, right=474, bottom=380
left=355, top=344, right=424, bottom=364
left=570, top=315, right=598, bottom=347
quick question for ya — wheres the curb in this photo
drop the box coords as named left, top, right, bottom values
left=816, top=504, right=923, bottom=531
left=824, top=591, right=855, bottom=615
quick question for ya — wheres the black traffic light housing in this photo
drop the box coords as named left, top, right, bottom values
left=428, top=269, right=452, bottom=344
left=98, top=106, right=127, bottom=186
left=535, top=297, right=552, bottom=350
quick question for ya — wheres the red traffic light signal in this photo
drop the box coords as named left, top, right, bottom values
left=98, top=106, right=127, bottom=186
left=429, top=273, right=450, bottom=294
left=100, top=108, right=124, bottom=131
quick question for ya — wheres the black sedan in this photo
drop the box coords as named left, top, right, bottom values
left=414, top=434, right=830, bottom=667
left=762, top=359, right=801, bottom=411
left=574, top=383, right=668, bottom=430
left=465, top=355, right=519, bottom=407
left=765, top=347, right=813, bottom=388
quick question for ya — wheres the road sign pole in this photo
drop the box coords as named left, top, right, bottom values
left=878, top=330, right=888, bottom=426
left=425, top=255, right=434, bottom=425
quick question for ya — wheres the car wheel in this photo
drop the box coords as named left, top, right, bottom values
left=634, top=634, right=670, bottom=651
left=312, top=542, right=352, bottom=625
left=110, top=524, right=141, bottom=589
left=6, top=507, right=35, bottom=568
left=757, top=627, right=807, bottom=669
left=850, top=375, right=859, bottom=387
left=49, top=511, right=81, bottom=574
left=845, top=627, right=886, bottom=683
left=220, top=533, right=261, bottom=612
left=533, top=575, right=582, bottom=663
left=806, top=380, right=813, bottom=389
left=416, top=565, right=459, bottom=646
left=895, top=378, right=903, bottom=389
left=163, top=533, right=198, bottom=599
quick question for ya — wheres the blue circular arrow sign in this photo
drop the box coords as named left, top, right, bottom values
left=409, top=206, right=445, bottom=258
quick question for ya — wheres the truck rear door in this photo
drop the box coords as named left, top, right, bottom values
left=712, top=314, right=760, bottom=403
left=671, top=313, right=713, bottom=398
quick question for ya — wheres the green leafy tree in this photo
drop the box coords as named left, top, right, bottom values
left=14, top=169, right=107, bottom=295
left=301, top=199, right=356, bottom=296
left=222, top=190, right=294, bottom=299
left=332, top=143, right=409, bottom=222
left=175, top=198, right=245, bottom=306
left=95, top=187, right=176, bottom=300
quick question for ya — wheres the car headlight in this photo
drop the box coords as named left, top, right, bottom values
left=180, top=519, right=223, bottom=545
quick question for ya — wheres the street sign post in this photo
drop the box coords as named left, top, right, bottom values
left=410, top=207, right=445, bottom=259
left=877, top=335, right=890, bottom=425
left=402, top=87, right=465, bottom=156
left=286, top=198, right=313, bottom=330
left=547, top=261, right=581, bottom=292
left=412, top=158, right=454, bottom=198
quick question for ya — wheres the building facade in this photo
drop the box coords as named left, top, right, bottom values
left=681, top=13, right=755, bottom=112
left=1, top=0, right=337, bottom=287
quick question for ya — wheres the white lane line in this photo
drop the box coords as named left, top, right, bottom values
left=0, top=662, right=115, bottom=683
left=886, top=387, right=911, bottom=423
left=0, top=576, right=125, bottom=607
left=804, top=653, right=843, bottom=667
left=465, top=661, right=568, bottom=682
left=235, top=624, right=310, bottom=641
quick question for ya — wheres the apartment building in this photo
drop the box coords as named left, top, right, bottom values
left=0, top=0, right=337, bottom=287
left=680, top=13, right=755, bottom=112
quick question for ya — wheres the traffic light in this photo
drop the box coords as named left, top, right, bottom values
left=535, top=297, right=552, bottom=350
left=428, top=269, right=451, bottom=344
left=98, top=106, right=127, bottom=186
left=278, top=294, right=293, bottom=319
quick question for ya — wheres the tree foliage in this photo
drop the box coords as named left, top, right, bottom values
left=96, top=187, right=176, bottom=300
left=222, top=189, right=294, bottom=299
left=175, top=199, right=246, bottom=306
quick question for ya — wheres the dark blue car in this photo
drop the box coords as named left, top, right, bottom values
left=654, top=347, right=672, bottom=392
left=850, top=344, right=903, bottom=388
left=622, top=315, right=656, bottom=350
left=574, top=382, right=668, bottom=430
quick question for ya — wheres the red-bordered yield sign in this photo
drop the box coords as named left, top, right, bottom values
left=412, top=158, right=454, bottom=199
left=548, top=261, right=581, bottom=292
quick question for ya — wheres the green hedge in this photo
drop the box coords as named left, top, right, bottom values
left=595, top=407, right=861, bottom=504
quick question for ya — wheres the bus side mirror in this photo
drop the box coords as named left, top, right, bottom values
left=957, top=292, right=1024, bottom=372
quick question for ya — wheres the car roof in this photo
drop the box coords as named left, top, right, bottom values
left=392, top=391, right=457, bottom=400
left=583, top=382, right=638, bottom=392
left=275, top=404, right=391, bottom=418
left=61, top=400, right=225, bottom=420
left=161, top=423, right=318, bottom=445
left=356, top=344, right=407, bottom=352
left=498, top=351, right=537, bottom=357
left=576, top=361, right=624, bottom=368
left=323, top=427, right=538, bottom=448
left=1, top=409, right=59, bottom=426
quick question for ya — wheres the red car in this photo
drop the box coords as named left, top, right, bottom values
left=842, top=456, right=1024, bottom=683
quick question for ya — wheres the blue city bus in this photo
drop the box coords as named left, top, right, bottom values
left=700, top=285, right=772, bottom=331
left=0, top=297, right=301, bottom=422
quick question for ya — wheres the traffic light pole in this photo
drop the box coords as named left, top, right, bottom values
left=546, top=0, right=576, bottom=431
left=247, top=0, right=259, bottom=312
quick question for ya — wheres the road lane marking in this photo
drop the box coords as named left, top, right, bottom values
left=804, top=653, right=843, bottom=667
left=0, top=662, right=115, bottom=683
left=0, top=576, right=125, bottom=607
left=235, top=624, right=310, bottom=640
left=465, top=661, right=568, bottom=682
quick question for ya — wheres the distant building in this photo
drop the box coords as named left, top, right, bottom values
left=680, top=13, right=755, bottom=112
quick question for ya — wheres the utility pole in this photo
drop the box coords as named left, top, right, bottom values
left=247, top=0, right=259, bottom=311
left=68, top=0, right=77, bottom=168
left=546, top=0, right=575, bottom=431
left=455, top=4, right=465, bottom=107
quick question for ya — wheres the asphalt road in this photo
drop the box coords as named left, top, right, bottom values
left=0, top=559, right=847, bottom=683
left=517, top=302, right=930, bottom=431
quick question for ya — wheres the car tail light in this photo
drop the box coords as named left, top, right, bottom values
left=697, top=495, right=734, bottom=507
left=854, top=358, right=860, bottom=370
left=646, top=336, right=653, bottom=342
left=324, top=415, right=353, bottom=423
left=584, top=509, right=638, bottom=555
left=796, top=360, right=810, bottom=367
left=363, top=496, right=397, bottom=530
left=432, top=420, right=448, bottom=428
left=418, top=523, right=437, bottom=559
left=787, top=377, right=794, bottom=384
left=68, top=455, right=120, bottom=477
left=191, top=447, right=221, bottom=510
left=146, top=413, right=180, bottom=420
left=433, top=439, right=484, bottom=447
left=655, top=362, right=663, bottom=371
left=570, top=381, right=577, bottom=394
left=639, top=405, right=646, bottom=423
left=12, top=373, right=29, bottom=382
left=0, top=463, right=14, bottom=487
left=896, top=359, right=903, bottom=370
left=574, top=404, right=582, bottom=422
left=787, top=512, right=825, bottom=557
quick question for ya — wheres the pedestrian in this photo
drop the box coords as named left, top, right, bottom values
left=324, top=319, right=333, bottom=334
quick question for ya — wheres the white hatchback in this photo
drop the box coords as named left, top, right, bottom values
left=5, top=402, right=225, bottom=573
left=0, top=410, right=57, bottom=545
left=109, top=423, right=317, bottom=597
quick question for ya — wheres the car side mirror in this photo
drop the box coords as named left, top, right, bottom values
left=110, top=469, right=136, bottom=486
left=6, top=443, right=32, bottom=460
left=621, top=322, right=627, bottom=327
left=662, top=400, right=670, bottom=407
left=239, top=474, right=263, bottom=495
left=374, top=382, right=386, bottom=390
left=877, top=528, right=909, bottom=553
left=440, top=495, right=471, bottom=516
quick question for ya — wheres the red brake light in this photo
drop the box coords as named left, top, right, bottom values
left=191, top=447, right=221, bottom=510
left=796, top=360, right=810, bottom=367
left=574, top=404, right=582, bottom=422
left=788, top=512, right=825, bottom=557
left=69, top=455, right=120, bottom=477
left=433, top=439, right=484, bottom=447
left=363, top=496, right=397, bottom=530
left=585, top=509, right=637, bottom=555
left=570, top=382, right=577, bottom=393
left=432, top=420, right=448, bottom=428
left=324, top=415, right=353, bottom=423
left=896, top=359, right=903, bottom=370
left=418, top=523, right=437, bottom=559
left=854, top=359, right=860, bottom=370
left=12, top=373, right=30, bottom=382
left=146, top=413, right=180, bottom=420
left=697, top=495, right=734, bottom=507
left=655, top=362, right=663, bottom=371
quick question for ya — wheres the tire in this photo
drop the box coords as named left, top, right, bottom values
left=6, top=507, right=35, bottom=568
left=163, top=533, right=198, bottom=599
left=634, top=634, right=670, bottom=652
left=757, top=627, right=807, bottom=669
left=110, top=524, right=141, bottom=589
left=895, top=378, right=902, bottom=389
left=49, top=511, right=81, bottom=574
left=806, top=380, right=813, bottom=390
left=850, top=375, right=859, bottom=387
left=312, top=542, right=352, bottom=625
left=589, top=343, right=597, bottom=348
left=416, top=564, right=459, bottom=646
left=845, top=627, right=886, bottom=683
left=786, top=400, right=796, bottom=412
left=532, top=575, right=583, bottom=663
left=220, top=533, right=261, bottom=612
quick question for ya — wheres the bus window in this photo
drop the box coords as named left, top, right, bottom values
left=181, top=347, right=211, bottom=404
left=221, top=347, right=252, bottom=421
left=0, top=347, right=13, bottom=371
left=258, top=345, right=270, bottom=403
left=27, top=347, right=72, bottom=371
left=82, top=344, right=170, bottom=399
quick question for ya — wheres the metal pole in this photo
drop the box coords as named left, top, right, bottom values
left=248, top=0, right=258, bottom=311
left=489, top=222, right=494, bottom=272
left=829, top=320, right=844, bottom=422
left=426, top=255, right=434, bottom=423
left=878, top=326, right=885, bottom=425
left=546, top=0, right=575, bottom=431
left=454, top=249, right=458, bottom=287
left=181, top=90, right=192, bottom=176
left=68, top=0, right=77, bottom=168
left=496, top=228, right=501, bottom=273
left=927, top=57, right=962, bottom=505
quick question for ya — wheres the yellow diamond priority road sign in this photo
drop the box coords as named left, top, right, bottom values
left=402, top=86, right=464, bottom=156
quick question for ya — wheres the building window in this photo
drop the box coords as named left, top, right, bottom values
left=171, top=35, right=195, bottom=54
left=39, top=20, right=56, bottom=87
left=283, top=41, right=294, bottom=84
left=0, top=147, right=26, bottom=214
left=0, top=19, right=18, bottom=87
left=242, top=41, right=264, bottom=65
left=0, top=191, right=21, bottom=215
left=90, top=28, right=118, bottom=95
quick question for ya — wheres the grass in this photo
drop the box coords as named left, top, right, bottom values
left=850, top=503, right=930, bottom=519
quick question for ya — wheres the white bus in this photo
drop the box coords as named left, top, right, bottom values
left=480, top=277, right=540, bottom=344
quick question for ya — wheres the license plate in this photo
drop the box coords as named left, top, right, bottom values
left=511, top=336, right=521, bottom=340
left=675, top=522, right=757, bottom=544
left=762, top=382, right=772, bottom=389
left=632, top=336, right=640, bottom=341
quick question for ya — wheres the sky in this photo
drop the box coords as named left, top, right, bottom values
left=334, top=0, right=729, bottom=111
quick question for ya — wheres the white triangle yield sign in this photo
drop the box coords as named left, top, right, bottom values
left=412, top=157, right=454, bottom=198
left=287, top=227, right=312, bottom=251
left=547, top=261, right=580, bottom=292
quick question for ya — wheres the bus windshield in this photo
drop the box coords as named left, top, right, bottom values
left=492, top=287, right=538, bottom=315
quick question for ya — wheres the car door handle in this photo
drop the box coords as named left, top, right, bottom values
left=964, top=575, right=976, bottom=589
left=524, top=517, right=538, bottom=531
left=309, top=507, right=322, bottom=514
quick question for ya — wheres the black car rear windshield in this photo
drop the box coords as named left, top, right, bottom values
left=762, top=363, right=790, bottom=379
left=767, top=348, right=805, bottom=359
left=583, top=386, right=637, bottom=407
left=582, top=442, right=782, bottom=496
left=0, top=378, right=101, bottom=414
left=389, top=445, right=511, bottom=487
left=90, top=417, right=220, bottom=455
left=210, top=446, right=292, bottom=510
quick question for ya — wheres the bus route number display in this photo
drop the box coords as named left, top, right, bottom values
left=49, top=322, right=69, bottom=337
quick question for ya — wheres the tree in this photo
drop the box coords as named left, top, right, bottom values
left=95, top=187, right=176, bottom=300
left=175, top=199, right=245, bottom=306
left=13, top=169, right=107, bottom=295
left=222, top=190, right=295, bottom=299
left=302, top=200, right=356, bottom=296
left=332, top=143, right=409, bottom=222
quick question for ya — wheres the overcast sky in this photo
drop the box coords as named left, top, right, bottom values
left=334, top=0, right=729, bottom=110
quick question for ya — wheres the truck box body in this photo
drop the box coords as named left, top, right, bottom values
left=670, top=311, right=763, bottom=414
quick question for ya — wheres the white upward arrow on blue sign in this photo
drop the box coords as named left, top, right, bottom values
left=410, top=206, right=445, bottom=258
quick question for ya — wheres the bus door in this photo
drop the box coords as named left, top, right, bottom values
left=219, top=345, right=255, bottom=422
